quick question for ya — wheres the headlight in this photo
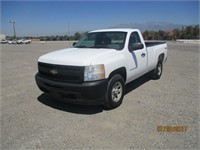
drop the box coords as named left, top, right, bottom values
left=84, top=64, right=105, bottom=81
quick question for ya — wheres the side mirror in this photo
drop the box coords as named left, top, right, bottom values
left=129, top=43, right=144, bottom=52
left=73, top=42, right=77, bottom=47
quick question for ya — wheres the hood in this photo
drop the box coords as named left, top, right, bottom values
left=38, top=48, right=117, bottom=66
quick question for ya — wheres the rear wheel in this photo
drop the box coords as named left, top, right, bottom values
left=151, top=61, right=163, bottom=79
left=105, top=74, right=125, bottom=109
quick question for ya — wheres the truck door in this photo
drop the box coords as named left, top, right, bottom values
left=127, top=31, right=147, bottom=82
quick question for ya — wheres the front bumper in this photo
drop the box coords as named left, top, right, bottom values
left=35, top=73, right=108, bottom=105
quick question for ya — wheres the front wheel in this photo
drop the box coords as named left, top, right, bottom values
left=105, top=74, right=125, bottom=109
left=151, top=61, right=163, bottom=79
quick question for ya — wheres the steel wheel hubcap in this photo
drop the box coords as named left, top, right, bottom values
left=112, top=81, right=122, bottom=102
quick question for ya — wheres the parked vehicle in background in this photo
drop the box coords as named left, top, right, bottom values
left=8, top=40, right=17, bottom=44
left=17, top=39, right=23, bottom=44
left=8, top=40, right=13, bottom=44
left=0, top=40, right=8, bottom=44
left=22, top=39, right=31, bottom=44
left=35, top=28, right=167, bottom=109
left=17, top=39, right=32, bottom=44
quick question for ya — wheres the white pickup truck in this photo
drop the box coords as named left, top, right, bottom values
left=35, top=29, right=167, bottom=109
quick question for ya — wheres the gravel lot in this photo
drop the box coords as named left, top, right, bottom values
left=1, top=42, right=199, bottom=149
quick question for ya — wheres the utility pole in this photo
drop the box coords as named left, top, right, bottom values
left=68, top=22, right=70, bottom=47
left=10, top=21, right=16, bottom=38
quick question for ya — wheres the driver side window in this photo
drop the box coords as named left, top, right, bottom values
left=129, top=32, right=141, bottom=44
left=128, top=32, right=141, bottom=51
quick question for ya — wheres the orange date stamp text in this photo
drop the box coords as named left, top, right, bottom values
left=157, top=125, right=188, bottom=132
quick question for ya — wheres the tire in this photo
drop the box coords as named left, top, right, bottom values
left=105, top=74, right=125, bottom=109
left=151, top=61, right=163, bottom=80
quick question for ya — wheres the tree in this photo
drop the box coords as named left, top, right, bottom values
left=193, top=25, right=199, bottom=39
left=158, top=30, right=165, bottom=40
left=143, top=30, right=149, bottom=40
left=173, top=29, right=181, bottom=40
left=74, top=32, right=82, bottom=40
left=185, top=26, right=193, bottom=39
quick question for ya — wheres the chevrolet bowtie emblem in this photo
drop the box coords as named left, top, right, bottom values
left=50, top=69, right=58, bottom=75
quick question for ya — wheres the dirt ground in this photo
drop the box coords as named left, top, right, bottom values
left=1, top=42, right=199, bottom=149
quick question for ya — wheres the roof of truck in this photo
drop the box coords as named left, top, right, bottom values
left=89, top=28, right=139, bottom=33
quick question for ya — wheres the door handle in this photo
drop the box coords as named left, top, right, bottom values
left=141, top=53, right=146, bottom=57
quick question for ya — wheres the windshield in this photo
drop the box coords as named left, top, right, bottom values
left=74, top=31, right=127, bottom=50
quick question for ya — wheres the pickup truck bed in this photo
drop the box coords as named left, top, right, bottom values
left=145, top=42, right=166, bottom=47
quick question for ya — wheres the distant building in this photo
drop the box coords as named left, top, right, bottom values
left=0, top=34, right=6, bottom=40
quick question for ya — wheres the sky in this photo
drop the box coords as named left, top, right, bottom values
left=1, top=0, right=199, bottom=36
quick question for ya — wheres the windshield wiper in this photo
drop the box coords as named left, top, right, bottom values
left=76, top=45, right=117, bottom=50
left=93, top=45, right=109, bottom=48
left=92, top=45, right=117, bottom=50
left=75, top=46, right=88, bottom=48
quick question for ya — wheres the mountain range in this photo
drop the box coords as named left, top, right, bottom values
left=110, top=21, right=187, bottom=31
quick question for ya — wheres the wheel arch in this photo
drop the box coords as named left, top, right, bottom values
left=108, top=67, right=127, bottom=83
left=158, top=53, right=165, bottom=63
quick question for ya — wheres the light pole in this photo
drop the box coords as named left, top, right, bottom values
left=10, top=21, right=16, bottom=38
